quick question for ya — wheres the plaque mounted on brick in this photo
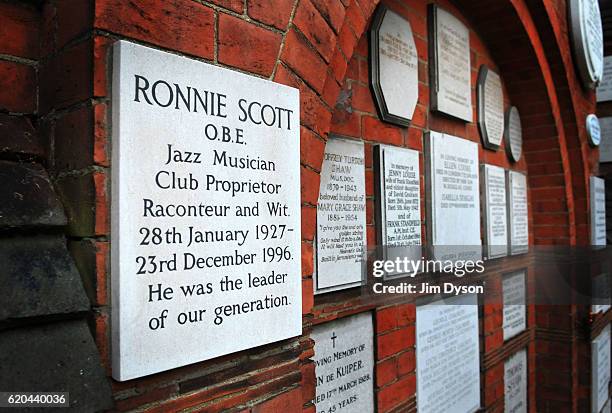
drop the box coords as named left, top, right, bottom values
left=312, top=313, right=374, bottom=413
left=592, top=325, right=611, bottom=413
left=502, top=270, right=527, bottom=341
left=316, top=137, right=367, bottom=293
left=111, top=41, right=302, bottom=380
left=599, top=117, right=612, bottom=163
left=504, top=349, right=528, bottom=413
left=590, top=176, right=606, bottom=246
left=569, top=0, right=604, bottom=88
left=477, top=65, right=504, bottom=150
left=505, top=106, right=523, bottom=163
left=428, top=4, right=473, bottom=122
left=370, top=5, right=419, bottom=127
left=425, top=131, right=481, bottom=260
left=374, top=144, right=421, bottom=278
left=586, top=114, right=602, bottom=147
left=481, top=164, right=508, bottom=258
left=507, top=171, right=528, bottom=255
left=416, top=294, right=481, bottom=413
left=597, top=56, right=612, bottom=102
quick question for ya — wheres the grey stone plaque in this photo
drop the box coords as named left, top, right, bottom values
left=597, top=56, right=612, bottom=102
left=374, top=144, right=421, bottom=278
left=504, top=349, right=528, bottom=413
left=569, top=0, right=604, bottom=88
left=587, top=114, right=602, bottom=147
left=503, top=270, right=527, bottom=341
left=425, top=131, right=481, bottom=260
left=507, top=171, right=528, bottom=255
left=111, top=41, right=302, bottom=380
left=592, top=325, right=610, bottom=413
left=477, top=66, right=504, bottom=150
left=505, top=106, right=523, bottom=163
left=316, top=137, right=366, bottom=293
left=416, top=294, right=481, bottom=413
left=312, top=313, right=374, bottom=413
left=428, top=4, right=472, bottom=122
left=481, top=164, right=508, bottom=258
left=370, top=5, right=419, bottom=126
left=599, top=117, right=612, bottom=163
left=590, top=176, right=606, bottom=246
left=591, top=272, right=611, bottom=314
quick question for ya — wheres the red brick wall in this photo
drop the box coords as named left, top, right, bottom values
left=1, top=0, right=603, bottom=411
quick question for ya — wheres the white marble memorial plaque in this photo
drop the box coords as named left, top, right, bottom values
left=312, top=313, right=374, bottom=413
left=374, top=145, right=421, bottom=277
left=426, top=131, right=481, bottom=260
left=599, top=117, right=612, bottom=163
left=503, top=270, right=527, bottom=341
left=477, top=66, right=505, bottom=150
left=370, top=6, right=419, bottom=126
left=507, top=171, right=528, bottom=255
left=587, top=114, right=602, bottom=147
left=590, top=176, right=606, bottom=246
left=597, top=56, right=612, bottom=102
left=504, top=349, right=528, bottom=413
left=592, top=325, right=611, bottom=413
left=481, top=164, right=508, bottom=258
left=429, top=5, right=472, bottom=121
left=505, top=106, right=523, bottom=163
left=416, top=294, right=481, bottom=413
left=111, top=41, right=302, bottom=380
left=569, top=0, right=604, bottom=88
left=316, top=137, right=366, bottom=293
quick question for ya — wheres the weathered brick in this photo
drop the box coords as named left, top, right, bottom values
left=248, top=0, right=294, bottom=29
left=0, top=2, right=39, bottom=59
left=0, top=61, right=36, bottom=113
left=282, top=29, right=327, bottom=93
left=294, top=0, right=336, bottom=62
left=218, top=13, right=281, bottom=76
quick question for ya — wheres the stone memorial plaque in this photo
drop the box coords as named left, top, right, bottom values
left=428, top=5, right=472, bottom=122
left=504, top=349, right=528, bottom=413
left=604, top=399, right=612, bottom=413
left=374, top=145, right=421, bottom=278
left=599, top=117, right=612, bottom=163
left=505, top=106, right=523, bottom=163
left=111, top=41, right=302, bottom=380
left=416, top=294, right=481, bottom=413
left=569, top=0, right=604, bottom=88
left=590, top=176, right=606, bottom=246
left=312, top=313, right=374, bottom=413
left=370, top=5, right=419, bottom=126
left=592, top=325, right=611, bottom=413
left=507, top=171, right=528, bottom=255
left=425, top=131, right=481, bottom=260
left=481, top=164, right=508, bottom=258
left=477, top=66, right=505, bottom=150
left=503, top=270, right=527, bottom=341
left=597, top=56, right=612, bottom=102
left=591, top=272, right=611, bottom=314
left=316, top=137, right=366, bottom=293
left=587, top=114, right=602, bottom=147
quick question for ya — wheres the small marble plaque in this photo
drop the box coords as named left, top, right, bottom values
left=592, top=325, right=611, bottom=413
left=312, top=313, right=374, bottom=413
left=370, top=6, right=419, bottom=126
left=590, top=176, right=606, bottom=246
left=477, top=66, right=505, bottom=150
left=481, top=164, right=508, bottom=258
left=374, top=145, right=421, bottom=277
left=569, top=0, right=604, bottom=88
left=587, top=114, right=602, bottom=147
left=599, top=117, right=612, bottom=163
left=503, top=270, right=527, bottom=341
left=111, top=41, right=302, bottom=381
left=505, top=107, right=523, bottom=163
left=504, top=349, right=528, bottom=413
left=426, top=131, right=481, bottom=260
left=416, top=294, right=481, bottom=413
left=428, top=5, right=472, bottom=122
left=597, top=56, right=612, bottom=102
left=316, top=137, right=367, bottom=293
left=507, top=171, right=528, bottom=255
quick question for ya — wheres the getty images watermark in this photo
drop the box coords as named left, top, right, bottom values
left=371, top=256, right=486, bottom=296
